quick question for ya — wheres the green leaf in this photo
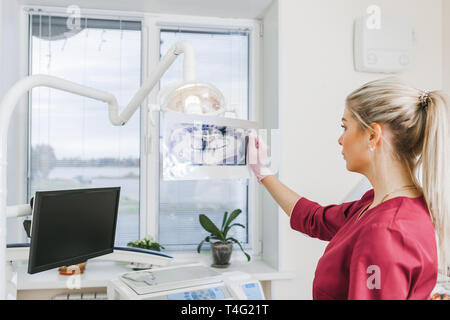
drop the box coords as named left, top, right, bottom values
left=227, top=237, right=251, bottom=262
left=148, top=243, right=162, bottom=251
left=223, top=223, right=246, bottom=239
left=221, top=211, right=229, bottom=232
left=197, top=236, right=211, bottom=253
left=127, top=237, right=164, bottom=251
left=199, top=214, right=225, bottom=241
left=223, top=209, right=242, bottom=235
left=197, top=240, right=205, bottom=253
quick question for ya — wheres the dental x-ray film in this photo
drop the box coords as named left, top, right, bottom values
left=169, top=124, right=247, bottom=165
left=161, top=112, right=258, bottom=180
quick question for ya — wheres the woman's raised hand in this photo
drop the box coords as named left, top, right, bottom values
left=247, top=135, right=273, bottom=184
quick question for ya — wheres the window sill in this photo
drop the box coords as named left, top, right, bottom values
left=168, top=251, right=294, bottom=282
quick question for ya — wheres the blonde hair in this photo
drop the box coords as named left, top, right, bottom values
left=346, top=77, right=450, bottom=273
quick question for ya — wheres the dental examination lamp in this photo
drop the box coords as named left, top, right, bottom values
left=0, top=41, right=228, bottom=299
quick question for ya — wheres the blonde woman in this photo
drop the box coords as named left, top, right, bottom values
left=248, top=78, right=449, bottom=300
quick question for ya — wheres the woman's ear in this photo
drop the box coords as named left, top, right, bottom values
left=368, top=123, right=383, bottom=148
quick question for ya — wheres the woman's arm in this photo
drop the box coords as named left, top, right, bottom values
left=248, top=135, right=356, bottom=240
left=261, top=175, right=301, bottom=217
left=247, top=135, right=302, bottom=216
left=262, top=175, right=357, bottom=241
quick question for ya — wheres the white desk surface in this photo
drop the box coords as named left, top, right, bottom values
left=14, top=255, right=295, bottom=291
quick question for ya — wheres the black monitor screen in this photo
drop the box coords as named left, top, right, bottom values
left=28, top=187, right=120, bottom=274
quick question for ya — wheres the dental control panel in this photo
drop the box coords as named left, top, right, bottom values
left=166, top=286, right=231, bottom=300
left=107, top=263, right=265, bottom=300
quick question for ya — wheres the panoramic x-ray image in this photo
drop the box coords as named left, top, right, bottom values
left=167, top=124, right=248, bottom=166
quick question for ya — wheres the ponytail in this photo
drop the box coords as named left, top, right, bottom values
left=420, top=91, right=450, bottom=274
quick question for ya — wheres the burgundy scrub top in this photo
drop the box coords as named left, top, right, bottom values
left=290, top=189, right=438, bottom=300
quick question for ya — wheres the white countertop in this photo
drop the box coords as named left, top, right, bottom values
left=14, top=260, right=129, bottom=290
left=13, top=254, right=295, bottom=291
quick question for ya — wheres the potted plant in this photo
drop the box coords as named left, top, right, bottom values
left=197, top=209, right=250, bottom=268
left=127, top=236, right=165, bottom=270
left=127, top=236, right=165, bottom=252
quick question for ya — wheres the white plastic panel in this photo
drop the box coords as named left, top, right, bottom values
left=354, top=16, right=413, bottom=73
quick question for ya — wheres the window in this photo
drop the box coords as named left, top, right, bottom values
left=28, top=14, right=142, bottom=246
left=158, top=29, right=251, bottom=250
left=24, top=11, right=258, bottom=253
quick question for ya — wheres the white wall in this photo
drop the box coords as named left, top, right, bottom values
left=266, top=0, right=443, bottom=299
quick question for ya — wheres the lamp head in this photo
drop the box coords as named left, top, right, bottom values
left=160, top=81, right=226, bottom=116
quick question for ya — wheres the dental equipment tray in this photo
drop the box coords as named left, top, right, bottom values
left=119, top=264, right=223, bottom=296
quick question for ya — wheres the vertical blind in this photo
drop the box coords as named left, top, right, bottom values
left=28, top=14, right=142, bottom=246
left=158, top=29, right=250, bottom=251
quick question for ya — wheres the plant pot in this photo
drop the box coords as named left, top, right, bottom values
left=211, top=242, right=232, bottom=268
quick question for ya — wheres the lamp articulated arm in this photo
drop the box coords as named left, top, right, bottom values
left=0, top=41, right=196, bottom=299
left=119, top=41, right=196, bottom=125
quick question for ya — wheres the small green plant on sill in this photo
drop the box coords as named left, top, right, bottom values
left=127, top=236, right=165, bottom=252
left=197, top=209, right=250, bottom=262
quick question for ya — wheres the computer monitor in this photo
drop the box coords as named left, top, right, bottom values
left=28, top=187, right=120, bottom=274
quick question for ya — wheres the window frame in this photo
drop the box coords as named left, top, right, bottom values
left=16, top=7, right=262, bottom=257
left=143, top=14, right=262, bottom=256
